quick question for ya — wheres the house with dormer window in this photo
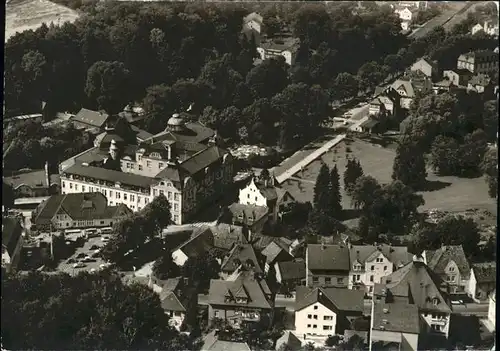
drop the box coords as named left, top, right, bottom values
left=220, top=244, right=264, bottom=278
left=379, top=258, right=453, bottom=339
left=423, top=245, right=470, bottom=294
left=207, top=270, right=274, bottom=328
left=348, top=244, right=412, bottom=296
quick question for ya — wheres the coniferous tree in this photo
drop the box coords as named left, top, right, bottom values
left=313, top=163, right=330, bottom=211
left=392, top=142, right=427, bottom=190
left=329, top=164, right=342, bottom=218
left=344, top=158, right=364, bottom=195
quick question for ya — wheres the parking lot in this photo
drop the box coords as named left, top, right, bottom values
left=56, top=235, right=111, bottom=275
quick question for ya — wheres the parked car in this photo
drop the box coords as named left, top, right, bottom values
left=73, top=262, right=86, bottom=268
left=99, top=227, right=113, bottom=235
left=101, top=236, right=110, bottom=242
left=90, top=244, right=100, bottom=250
left=85, top=229, right=99, bottom=238
left=76, top=253, right=86, bottom=259
left=66, top=258, right=76, bottom=264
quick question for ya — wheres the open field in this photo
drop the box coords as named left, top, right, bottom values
left=443, top=1, right=490, bottom=31
left=409, top=2, right=469, bottom=39
left=280, top=138, right=497, bottom=217
left=6, top=0, right=80, bottom=42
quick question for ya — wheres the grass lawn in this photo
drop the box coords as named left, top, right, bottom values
left=6, top=0, right=80, bottom=42
left=280, top=138, right=497, bottom=220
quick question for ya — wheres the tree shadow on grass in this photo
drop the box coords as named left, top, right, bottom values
left=420, top=179, right=452, bottom=192
left=339, top=208, right=362, bottom=221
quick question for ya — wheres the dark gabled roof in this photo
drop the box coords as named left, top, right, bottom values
left=2, top=217, right=23, bottom=256
left=228, top=203, right=269, bottom=224
left=174, top=226, right=214, bottom=257
left=472, top=262, right=496, bottom=284
left=251, top=235, right=292, bottom=251
left=349, top=244, right=412, bottom=269
left=4, top=169, right=60, bottom=189
left=382, top=261, right=452, bottom=314
left=391, top=79, right=416, bottom=98
left=262, top=241, right=293, bottom=264
left=210, top=224, right=248, bottom=251
left=425, top=245, right=470, bottom=279
left=33, top=193, right=131, bottom=226
left=72, top=108, right=109, bottom=128
left=130, top=125, right=152, bottom=141
left=202, top=331, right=251, bottom=351
left=275, top=331, right=302, bottom=351
left=260, top=37, right=300, bottom=52
left=180, top=146, right=226, bottom=176
left=160, top=291, right=186, bottom=312
left=243, top=12, right=263, bottom=25
left=62, top=164, right=155, bottom=188
left=295, top=286, right=364, bottom=313
left=307, top=244, right=350, bottom=272
left=221, top=244, right=263, bottom=274
left=372, top=302, right=420, bottom=334
left=276, top=260, right=306, bottom=281
left=208, top=271, right=272, bottom=310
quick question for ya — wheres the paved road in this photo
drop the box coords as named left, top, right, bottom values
left=275, top=134, right=346, bottom=184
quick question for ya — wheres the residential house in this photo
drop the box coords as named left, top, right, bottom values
left=202, top=330, right=251, bottom=351
left=432, top=79, right=456, bottom=94
left=275, top=331, right=302, bottom=351
left=398, top=1, right=427, bottom=9
left=32, top=192, right=131, bottom=231
left=457, top=50, right=499, bottom=74
left=207, top=270, right=274, bottom=328
left=172, top=226, right=215, bottom=267
left=467, top=74, right=494, bottom=94
left=472, top=21, right=499, bottom=36
left=467, top=262, right=496, bottom=302
left=394, top=7, right=418, bottom=30
left=410, top=58, right=439, bottom=81
left=390, top=79, right=418, bottom=110
left=227, top=203, right=269, bottom=234
left=220, top=243, right=264, bottom=278
left=262, top=240, right=293, bottom=273
left=2, top=217, right=25, bottom=273
left=369, top=96, right=395, bottom=117
left=380, top=258, right=453, bottom=339
left=4, top=162, right=60, bottom=198
left=488, top=290, right=495, bottom=330
left=294, top=286, right=364, bottom=341
left=306, top=244, right=350, bottom=288
left=250, top=234, right=296, bottom=254
left=210, top=223, right=249, bottom=252
left=348, top=244, right=413, bottom=296
left=243, top=12, right=263, bottom=34
left=275, top=260, right=306, bottom=292
left=442, top=69, right=473, bottom=87
left=159, top=277, right=195, bottom=330
left=71, top=108, right=111, bottom=133
left=471, top=23, right=485, bottom=35
left=369, top=296, right=420, bottom=351
left=59, top=113, right=234, bottom=224
left=423, top=245, right=470, bottom=294
left=257, top=37, right=300, bottom=66
left=238, top=176, right=295, bottom=222
left=118, top=105, right=146, bottom=126
left=353, top=118, right=379, bottom=134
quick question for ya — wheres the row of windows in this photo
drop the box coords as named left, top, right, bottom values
left=153, top=189, right=180, bottom=202
left=63, top=181, right=150, bottom=205
left=307, top=314, right=333, bottom=321
left=312, top=277, right=344, bottom=284
left=353, top=264, right=389, bottom=271
left=306, top=324, right=333, bottom=331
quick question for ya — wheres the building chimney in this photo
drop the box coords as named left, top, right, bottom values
left=45, top=161, right=50, bottom=187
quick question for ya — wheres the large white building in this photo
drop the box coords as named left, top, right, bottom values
left=348, top=244, right=412, bottom=295
left=59, top=114, right=234, bottom=225
left=238, top=175, right=294, bottom=222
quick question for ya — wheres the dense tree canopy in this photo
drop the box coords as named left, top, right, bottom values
left=101, top=195, right=172, bottom=265
left=1, top=272, right=192, bottom=350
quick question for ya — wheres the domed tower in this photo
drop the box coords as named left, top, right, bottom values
left=166, top=113, right=186, bottom=133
